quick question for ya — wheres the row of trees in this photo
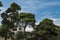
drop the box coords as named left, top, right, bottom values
left=0, top=1, right=60, bottom=40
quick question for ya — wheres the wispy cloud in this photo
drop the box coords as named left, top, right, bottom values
left=22, top=0, right=60, bottom=26
left=0, top=0, right=60, bottom=26
left=21, top=1, right=60, bottom=12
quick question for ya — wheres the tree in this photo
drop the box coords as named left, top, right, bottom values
left=56, top=26, right=60, bottom=40
left=0, top=25, right=11, bottom=40
left=0, top=1, right=59, bottom=40
left=27, top=18, right=58, bottom=40
left=1, top=2, right=21, bottom=40
left=1, top=2, right=35, bottom=40
left=15, top=31, right=33, bottom=40
left=16, top=12, right=35, bottom=40
left=35, top=18, right=58, bottom=40
left=15, top=31, right=25, bottom=40
left=6, top=2, right=21, bottom=13
left=0, top=1, right=3, bottom=11
left=0, top=2, right=3, bottom=7
left=19, top=12, right=35, bottom=32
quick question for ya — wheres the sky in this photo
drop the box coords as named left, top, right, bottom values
left=0, top=0, right=60, bottom=26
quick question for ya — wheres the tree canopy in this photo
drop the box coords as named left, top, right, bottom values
left=0, top=1, right=60, bottom=40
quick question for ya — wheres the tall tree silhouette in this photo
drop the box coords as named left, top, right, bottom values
left=1, top=2, right=21, bottom=40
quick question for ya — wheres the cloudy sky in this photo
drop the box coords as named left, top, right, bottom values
left=0, top=0, right=60, bottom=26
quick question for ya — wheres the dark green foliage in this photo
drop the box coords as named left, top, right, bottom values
left=19, top=12, right=35, bottom=22
left=0, top=2, right=21, bottom=40
left=6, top=2, right=21, bottom=13
left=1, top=2, right=21, bottom=28
left=0, top=2, right=3, bottom=7
left=15, top=31, right=25, bottom=40
left=10, top=2, right=21, bottom=10
left=0, top=25, right=10, bottom=39
left=0, top=2, right=3, bottom=11
left=19, top=12, right=35, bottom=29
left=1, top=12, right=9, bottom=19
left=35, top=18, right=58, bottom=40
left=0, top=1, right=59, bottom=40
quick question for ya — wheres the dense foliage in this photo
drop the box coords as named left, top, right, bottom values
left=0, top=1, right=60, bottom=40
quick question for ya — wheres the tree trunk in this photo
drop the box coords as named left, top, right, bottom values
left=4, top=31, right=7, bottom=40
left=24, top=23, right=27, bottom=40
left=5, top=36, right=7, bottom=40
left=8, top=30, right=14, bottom=40
left=5, top=37, right=7, bottom=40
left=24, top=27, right=26, bottom=33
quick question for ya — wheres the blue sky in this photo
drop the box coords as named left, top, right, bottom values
left=0, top=0, right=60, bottom=26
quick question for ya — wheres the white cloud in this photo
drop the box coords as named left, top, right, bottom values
left=35, top=22, right=39, bottom=25
left=0, top=7, right=6, bottom=13
left=51, top=18, right=60, bottom=26
left=36, top=18, right=60, bottom=26
left=25, top=25, right=34, bottom=32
